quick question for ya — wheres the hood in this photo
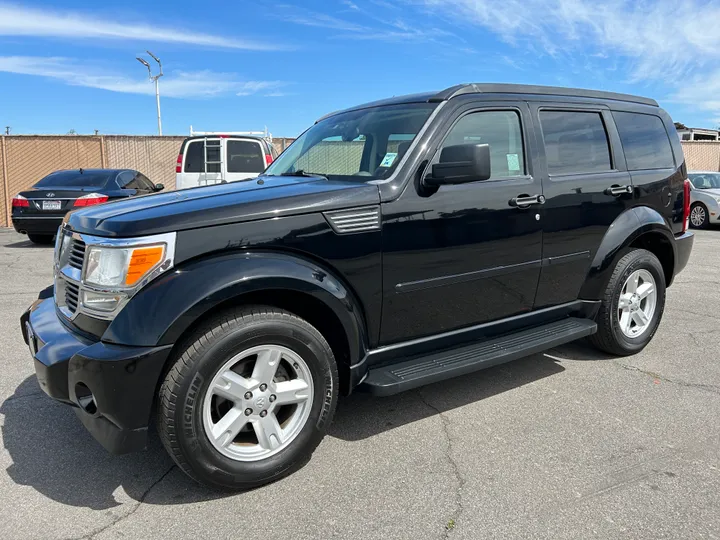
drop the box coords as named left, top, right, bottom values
left=67, top=175, right=380, bottom=237
left=697, top=187, right=720, bottom=197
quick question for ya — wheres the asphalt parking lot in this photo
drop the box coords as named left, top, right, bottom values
left=1, top=227, right=719, bottom=540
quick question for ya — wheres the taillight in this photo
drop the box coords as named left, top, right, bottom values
left=265, top=154, right=273, bottom=166
left=74, top=193, right=109, bottom=207
left=682, top=178, right=691, bottom=233
left=176, top=153, right=183, bottom=173
left=12, top=194, right=29, bottom=207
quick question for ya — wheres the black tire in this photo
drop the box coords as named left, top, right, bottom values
left=689, top=203, right=709, bottom=229
left=157, top=306, right=338, bottom=490
left=27, top=233, right=54, bottom=245
left=588, top=249, right=666, bottom=356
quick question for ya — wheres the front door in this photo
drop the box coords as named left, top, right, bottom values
left=380, top=102, right=544, bottom=345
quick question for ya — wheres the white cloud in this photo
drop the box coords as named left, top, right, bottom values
left=405, top=0, right=720, bottom=80
left=277, top=3, right=457, bottom=43
left=402, top=0, right=720, bottom=120
left=0, top=3, right=284, bottom=50
left=0, top=56, right=285, bottom=98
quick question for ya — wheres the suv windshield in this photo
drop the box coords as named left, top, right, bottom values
left=689, top=173, right=720, bottom=190
left=264, top=103, right=437, bottom=181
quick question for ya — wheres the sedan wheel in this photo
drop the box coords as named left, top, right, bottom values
left=690, top=204, right=708, bottom=229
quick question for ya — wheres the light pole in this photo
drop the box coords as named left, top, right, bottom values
left=136, top=51, right=163, bottom=135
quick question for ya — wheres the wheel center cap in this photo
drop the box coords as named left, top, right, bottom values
left=254, top=396, right=266, bottom=409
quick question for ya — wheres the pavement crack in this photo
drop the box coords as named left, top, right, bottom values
left=63, top=465, right=176, bottom=540
left=615, top=362, right=720, bottom=396
left=417, top=391, right=465, bottom=538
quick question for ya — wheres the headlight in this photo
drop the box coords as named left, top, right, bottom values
left=84, top=243, right=167, bottom=288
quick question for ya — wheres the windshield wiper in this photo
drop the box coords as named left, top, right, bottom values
left=280, top=170, right=329, bottom=180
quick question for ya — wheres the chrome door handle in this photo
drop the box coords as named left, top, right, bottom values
left=605, top=185, right=633, bottom=196
left=510, top=194, right=545, bottom=208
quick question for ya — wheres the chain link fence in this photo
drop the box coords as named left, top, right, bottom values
left=1, top=137, right=717, bottom=227
left=0, top=135, right=296, bottom=227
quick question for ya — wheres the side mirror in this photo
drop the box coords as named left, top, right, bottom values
left=154, top=183, right=164, bottom=192
left=427, top=143, right=491, bottom=185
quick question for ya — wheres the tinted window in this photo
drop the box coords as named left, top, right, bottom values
left=118, top=171, right=154, bottom=190
left=35, top=170, right=111, bottom=188
left=184, top=140, right=220, bottom=173
left=440, top=110, right=525, bottom=177
left=227, top=140, right=265, bottom=173
left=540, top=111, right=612, bottom=175
left=613, top=112, right=675, bottom=170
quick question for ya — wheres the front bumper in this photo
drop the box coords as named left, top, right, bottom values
left=21, top=292, right=173, bottom=454
left=12, top=215, right=64, bottom=235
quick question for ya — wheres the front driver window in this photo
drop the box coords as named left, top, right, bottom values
left=439, top=110, right=525, bottom=178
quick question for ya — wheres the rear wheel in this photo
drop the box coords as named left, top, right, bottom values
left=690, top=203, right=709, bottom=229
left=589, top=249, right=666, bottom=356
left=27, top=233, right=54, bottom=245
left=157, top=306, right=338, bottom=490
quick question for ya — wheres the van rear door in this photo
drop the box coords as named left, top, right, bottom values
left=224, top=138, right=269, bottom=182
left=176, top=138, right=223, bottom=189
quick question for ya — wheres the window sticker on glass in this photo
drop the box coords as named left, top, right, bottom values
left=507, top=153, right=521, bottom=173
left=380, top=152, right=398, bottom=167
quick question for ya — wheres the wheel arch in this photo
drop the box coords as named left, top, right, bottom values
left=580, top=206, right=677, bottom=300
left=104, top=251, right=370, bottom=395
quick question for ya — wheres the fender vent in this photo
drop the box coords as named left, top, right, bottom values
left=324, top=206, right=381, bottom=234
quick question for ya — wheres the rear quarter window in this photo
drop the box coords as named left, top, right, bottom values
left=613, top=111, right=675, bottom=170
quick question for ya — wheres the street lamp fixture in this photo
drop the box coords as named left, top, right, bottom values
left=136, top=51, right=164, bottom=135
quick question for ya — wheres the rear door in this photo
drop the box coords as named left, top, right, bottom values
left=530, top=102, right=633, bottom=308
left=224, top=138, right=268, bottom=182
left=178, top=138, right=222, bottom=189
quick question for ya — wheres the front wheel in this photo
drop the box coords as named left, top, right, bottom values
left=588, top=249, right=666, bottom=356
left=157, top=306, right=338, bottom=490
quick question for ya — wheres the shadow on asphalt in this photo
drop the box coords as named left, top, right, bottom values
left=331, top=352, right=567, bottom=442
left=1, top=342, right=607, bottom=508
left=4, top=240, right=53, bottom=249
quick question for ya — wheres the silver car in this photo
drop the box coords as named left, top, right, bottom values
left=688, top=171, right=720, bottom=228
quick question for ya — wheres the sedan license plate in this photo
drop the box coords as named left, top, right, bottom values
left=42, top=200, right=62, bottom=211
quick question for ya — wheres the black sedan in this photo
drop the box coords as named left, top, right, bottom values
left=11, top=168, right=163, bottom=244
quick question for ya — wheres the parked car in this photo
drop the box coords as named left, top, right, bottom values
left=175, top=132, right=278, bottom=190
left=11, top=168, right=164, bottom=244
left=687, top=171, right=720, bottom=228
left=22, top=83, right=693, bottom=490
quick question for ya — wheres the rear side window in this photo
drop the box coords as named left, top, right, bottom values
left=184, top=140, right=220, bottom=173
left=540, top=111, right=612, bottom=175
left=440, top=110, right=525, bottom=177
left=227, top=140, right=265, bottom=173
left=613, top=112, right=675, bottom=170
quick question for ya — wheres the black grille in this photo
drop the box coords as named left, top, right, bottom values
left=68, top=238, right=86, bottom=270
left=65, top=281, right=79, bottom=314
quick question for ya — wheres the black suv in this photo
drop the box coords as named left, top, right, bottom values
left=21, top=84, right=693, bottom=490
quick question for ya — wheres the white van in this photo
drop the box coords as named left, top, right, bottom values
left=175, top=132, right=278, bottom=190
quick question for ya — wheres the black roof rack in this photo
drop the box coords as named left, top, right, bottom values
left=431, top=83, right=658, bottom=107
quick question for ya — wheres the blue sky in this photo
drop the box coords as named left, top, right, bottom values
left=0, top=0, right=718, bottom=137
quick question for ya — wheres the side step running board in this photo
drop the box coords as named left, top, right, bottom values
left=361, top=317, right=597, bottom=396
